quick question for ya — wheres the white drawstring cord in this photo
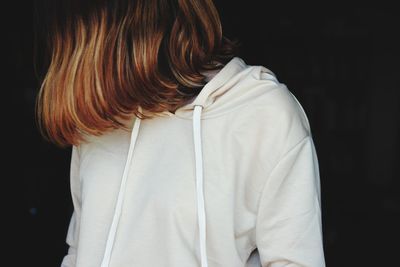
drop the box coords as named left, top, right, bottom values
left=193, top=105, right=208, bottom=267
left=100, top=105, right=208, bottom=267
left=100, top=107, right=142, bottom=267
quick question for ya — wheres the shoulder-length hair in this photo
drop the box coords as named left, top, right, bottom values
left=35, top=0, right=240, bottom=147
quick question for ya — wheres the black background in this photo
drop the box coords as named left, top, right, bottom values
left=4, top=1, right=399, bottom=266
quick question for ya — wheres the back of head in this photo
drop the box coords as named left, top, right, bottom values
left=35, top=0, right=241, bottom=147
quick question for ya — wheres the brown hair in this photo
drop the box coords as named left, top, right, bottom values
left=35, top=0, right=240, bottom=148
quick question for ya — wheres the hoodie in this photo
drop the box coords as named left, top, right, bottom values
left=61, top=56, right=326, bottom=267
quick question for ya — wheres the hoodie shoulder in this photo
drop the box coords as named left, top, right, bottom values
left=241, top=66, right=313, bottom=159
left=225, top=68, right=318, bottom=197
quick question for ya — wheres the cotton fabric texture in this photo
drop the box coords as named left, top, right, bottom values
left=61, top=56, right=326, bottom=267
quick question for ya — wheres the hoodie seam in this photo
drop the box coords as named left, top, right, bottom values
left=254, top=134, right=311, bottom=227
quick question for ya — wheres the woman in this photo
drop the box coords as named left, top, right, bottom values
left=35, top=0, right=326, bottom=266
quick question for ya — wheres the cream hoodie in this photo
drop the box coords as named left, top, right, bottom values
left=61, top=56, right=326, bottom=267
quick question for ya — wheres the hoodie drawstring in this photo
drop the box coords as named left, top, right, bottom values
left=193, top=105, right=208, bottom=267
left=100, top=106, right=143, bottom=267
left=100, top=105, right=208, bottom=267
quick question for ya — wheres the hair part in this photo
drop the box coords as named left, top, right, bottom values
left=35, top=0, right=241, bottom=147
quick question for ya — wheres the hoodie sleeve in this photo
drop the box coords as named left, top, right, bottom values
left=255, top=135, right=326, bottom=267
left=61, top=145, right=82, bottom=267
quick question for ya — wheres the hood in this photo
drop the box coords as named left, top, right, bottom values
left=155, top=56, right=278, bottom=119
left=99, top=56, right=278, bottom=267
